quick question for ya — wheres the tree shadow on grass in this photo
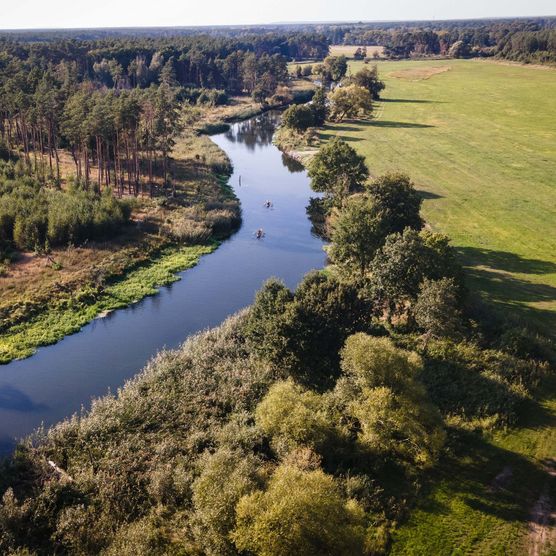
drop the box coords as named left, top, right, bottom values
left=323, top=123, right=364, bottom=133
left=457, top=247, right=556, bottom=334
left=412, top=418, right=553, bottom=530
left=383, top=98, right=440, bottom=104
left=459, top=247, right=556, bottom=276
left=417, top=189, right=443, bottom=200
left=363, top=120, right=435, bottom=129
left=318, top=130, right=363, bottom=143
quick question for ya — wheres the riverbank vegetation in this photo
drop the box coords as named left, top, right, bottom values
left=278, top=59, right=556, bottom=553
left=275, top=61, right=384, bottom=158
left=0, top=144, right=553, bottom=554
left=1, top=21, right=555, bottom=555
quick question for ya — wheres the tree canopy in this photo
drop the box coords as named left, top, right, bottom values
left=308, top=138, right=369, bottom=204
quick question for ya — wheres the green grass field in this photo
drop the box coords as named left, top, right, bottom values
left=321, top=59, right=556, bottom=334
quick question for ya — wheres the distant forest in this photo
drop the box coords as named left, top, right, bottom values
left=1, top=16, right=555, bottom=64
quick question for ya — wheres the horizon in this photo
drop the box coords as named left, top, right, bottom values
left=2, top=0, right=555, bottom=31
left=1, top=14, right=556, bottom=33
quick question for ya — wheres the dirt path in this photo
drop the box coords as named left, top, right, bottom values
left=529, top=459, right=556, bottom=556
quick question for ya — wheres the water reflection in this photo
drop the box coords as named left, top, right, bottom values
left=226, top=112, right=279, bottom=150
left=0, top=385, right=47, bottom=412
left=281, top=153, right=305, bottom=173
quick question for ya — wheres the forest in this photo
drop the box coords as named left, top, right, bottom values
left=0, top=32, right=317, bottom=263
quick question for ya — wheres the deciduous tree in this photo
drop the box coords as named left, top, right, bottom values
left=328, top=84, right=373, bottom=122
left=308, top=137, right=369, bottom=204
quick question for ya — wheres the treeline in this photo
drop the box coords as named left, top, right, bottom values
left=0, top=33, right=325, bottom=91
left=325, top=18, right=556, bottom=62
left=0, top=145, right=552, bottom=553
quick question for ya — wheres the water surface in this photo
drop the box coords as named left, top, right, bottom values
left=0, top=112, right=325, bottom=453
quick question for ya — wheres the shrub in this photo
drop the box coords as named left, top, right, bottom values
left=232, top=463, right=367, bottom=556
left=167, top=217, right=211, bottom=244
left=340, top=334, right=446, bottom=467
left=255, top=380, right=334, bottom=456
left=281, top=104, right=316, bottom=131
left=191, top=448, right=259, bottom=555
left=420, top=339, right=547, bottom=427
left=0, top=180, right=129, bottom=252
left=413, top=278, right=463, bottom=338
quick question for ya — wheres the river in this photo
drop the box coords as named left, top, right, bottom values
left=0, top=111, right=326, bottom=454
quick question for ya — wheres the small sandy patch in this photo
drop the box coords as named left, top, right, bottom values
left=389, top=66, right=451, bottom=81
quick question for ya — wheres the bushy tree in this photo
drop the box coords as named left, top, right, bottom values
left=340, top=334, right=445, bottom=468
left=191, top=448, right=259, bottom=555
left=308, top=138, right=369, bottom=204
left=370, top=229, right=463, bottom=320
left=255, top=380, right=333, bottom=456
left=244, top=273, right=372, bottom=389
left=311, top=86, right=328, bottom=126
left=366, top=173, right=423, bottom=236
left=328, top=85, right=373, bottom=122
left=449, top=40, right=471, bottom=58
left=232, top=463, right=367, bottom=556
left=341, top=333, right=422, bottom=393
left=322, top=55, right=348, bottom=82
left=370, top=229, right=429, bottom=319
left=352, top=66, right=385, bottom=100
left=420, top=230, right=462, bottom=283
left=281, top=104, right=316, bottom=132
left=413, top=278, right=462, bottom=338
left=328, top=194, right=384, bottom=277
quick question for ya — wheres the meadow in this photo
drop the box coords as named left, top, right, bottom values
left=322, top=58, right=556, bottom=333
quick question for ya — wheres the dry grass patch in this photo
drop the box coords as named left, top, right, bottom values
left=330, top=45, right=385, bottom=58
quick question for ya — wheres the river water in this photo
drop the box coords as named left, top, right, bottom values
left=0, top=112, right=326, bottom=454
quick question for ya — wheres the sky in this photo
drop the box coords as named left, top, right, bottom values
left=1, top=0, right=554, bottom=30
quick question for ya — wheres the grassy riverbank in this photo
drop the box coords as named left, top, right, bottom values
left=0, top=243, right=215, bottom=363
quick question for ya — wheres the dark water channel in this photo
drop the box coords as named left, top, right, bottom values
left=0, top=111, right=326, bottom=453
